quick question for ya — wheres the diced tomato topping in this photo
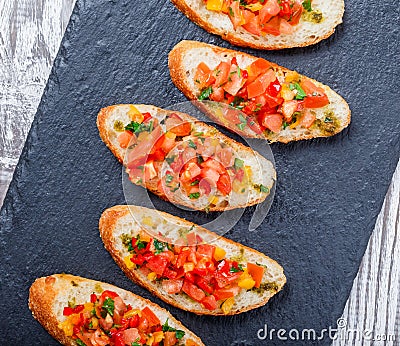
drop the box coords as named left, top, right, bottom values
left=118, top=131, right=134, bottom=149
left=247, top=263, right=265, bottom=288
left=141, top=307, right=161, bottom=327
left=213, top=61, right=231, bottom=87
left=268, top=79, right=282, bottom=97
left=217, top=173, right=232, bottom=196
left=146, top=255, right=169, bottom=276
left=201, top=295, right=218, bottom=310
left=182, top=280, right=206, bottom=302
left=214, top=285, right=241, bottom=300
left=195, top=62, right=215, bottom=88
left=299, top=109, right=316, bottom=128
left=259, top=113, right=283, bottom=133
left=63, top=306, right=74, bottom=316
left=196, top=278, right=214, bottom=295
left=259, top=0, right=280, bottom=24
left=90, top=293, right=97, bottom=303
left=196, top=244, right=215, bottom=259
left=165, top=116, right=192, bottom=136
left=162, top=279, right=184, bottom=294
left=164, top=331, right=178, bottom=346
left=300, top=80, right=330, bottom=108
left=262, top=16, right=281, bottom=36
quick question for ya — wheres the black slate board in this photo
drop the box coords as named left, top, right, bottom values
left=0, top=1, right=399, bottom=345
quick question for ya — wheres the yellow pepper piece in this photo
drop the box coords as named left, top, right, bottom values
left=238, top=277, right=256, bottom=290
left=58, top=320, right=73, bottom=337
left=123, top=309, right=142, bottom=319
left=84, top=302, right=94, bottom=312
left=90, top=317, right=99, bottom=329
left=285, top=71, right=300, bottom=83
left=153, top=331, right=164, bottom=343
left=127, top=105, right=144, bottom=123
left=139, top=230, right=152, bottom=242
left=280, top=84, right=296, bottom=101
left=148, top=272, right=157, bottom=281
left=206, top=0, right=224, bottom=12
left=244, top=166, right=252, bottom=181
left=221, top=297, right=235, bottom=315
left=165, top=131, right=176, bottom=140
left=245, top=3, right=263, bottom=11
left=213, top=247, right=226, bottom=261
left=208, top=195, right=219, bottom=205
left=184, top=262, right=195, bottom=272
left=123, top=255, right=135, bottom=269
left=146, top=335, right=155, bottom=346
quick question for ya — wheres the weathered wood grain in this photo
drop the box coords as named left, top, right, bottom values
left=0, top=1, right=398, bottom=344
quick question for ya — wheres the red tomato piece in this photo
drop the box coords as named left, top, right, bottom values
left=259, top=0, right=280, bottom=24
left=213, top=61, right=231, bottom=87
left=262, top=16, right=281, bottom=36
left=165, top=117, right=192, bottom=136
left=90, top=294, right=97, bottom=303
left=217, top=173, right=232, bottom=196
left=242, top=13, right=261, bottom=36
left=145, top=256, right=169, bottom=276
left=63, top=306, right=74, bottom=316
left=162, top=279, right=184, bottom=294
left=209, top=86, right=225, bottom=102
left=214, top=285, right=241, bottom=300
left=228, top=0, right=243, bottom=30
left=279, top=18, right=294, bottom=35
left=195, top=62, right=215, bottom=88
left=196, top=278, right=214, bottom=295
left=248, top=58, right=271, bottom=78
left=164, top=331, right=178, bottom=346
left=118, top=131, right=134, bottom=149
left=201, top=295, right=218, bottom=310
left=122, top=328, right=141, bottom=345
left=182, top=280, right=206, bottom=302
left=259, top=113, right=283, bottom=133
left=141, top=307, right=161, bottom=327
left=267, top=79, right=282, bottom=97
left=247, top=263, right=265, bottom=288
left=196, top=244, right=215, bottom=260
left=223, top=65, right=246, bottom=96
left=300, top=80, right=329, bottom=108
left=299, top=109, right=316, bottom=128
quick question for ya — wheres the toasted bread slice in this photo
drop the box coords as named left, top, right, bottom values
left=97, top=104, right=276, bottom=211
left=99, top=205, right=286, bottom=315
left=28, top=274, right=204, bottom=346
left=169, top=41, right=351, bottom=143
left=170, top=0, right=344, bottom=50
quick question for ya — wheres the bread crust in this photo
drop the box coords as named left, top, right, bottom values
left=97, top=104, right=276, bottom=211
left=99, top=205, right=287, bottom=316
left=168, top=40, right=351, bottom=143
left=28, top=274, right=204, bottom=346
left=170, top=0, right=344, bottom=50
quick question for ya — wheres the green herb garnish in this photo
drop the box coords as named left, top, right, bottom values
left=190, top=180, right=200, bottom=186
left=198, top=86, right=213, bottom=101
left=290, top=82, right=307, bottom=100
left=302, top=0, right=312, bottom=12
left=188, top=139, right=197, bottom=149
left=162, top=319, right=186, bottom=339
left=125, top=121, right=141, bottom=133
left=76, top=340, right=86, bottom=346
left=230, top=264, right=244, bottom=273
left=166, top=174, right=174, bottom=184
left=166, top=155, right=177, bottom=165
left=154, top=239, right=167, bottom=254
left=189, top=192, right=200, bottom=199
left=101, top=298, right=114, bottom=317
left=234, top=158, right=244, bottom=170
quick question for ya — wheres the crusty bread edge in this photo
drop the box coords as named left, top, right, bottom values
left=168, top=40, right=351, bottom=143
left=97, top=104, right=275, bottom=211
left=170, top=0, right=343, bottom=50
left=28, top=274, right=205, bottom=346
left=99, top=205, right=286, bottom=316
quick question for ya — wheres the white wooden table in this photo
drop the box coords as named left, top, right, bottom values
left=0, top=1, right=399, bottom=344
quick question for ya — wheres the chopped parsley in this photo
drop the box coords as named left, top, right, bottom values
left=228, top=6, right=234, bottom=16
left=236, top=113, right=247, bottom=131
left=154, top=239, right=167, bottom=254
left=302, top=0, right=312, bottom=12
left=76, top=340, right=86, bottom=346
left=166, top=155, right=177, bottom=165
left=290, top=82, right=307, bottom=100
left=101, top=298, right=114, bottom=317
left=229, top=96, right=245, bottom=109
left=125, top=120, right=154, bottom=134
left=125, top=121, right=141, bottom=133
left=260, top=184, right=269, bottom=193
left=135, top=235, right=147, bottom=250
left=162, top=319, right=186, bottom=339
left=190, top=180, right=200, bottom=186
left=198, top=86, right=213, bottom=101
left=234, top=158, right=244, bottom=170
left=188, top=139, right=197, bottom=149
left=230, top=263, right=244, bottom=273
left=166, top=174, right=174, bottom=184
left=189, top=192, right=200, bottom=199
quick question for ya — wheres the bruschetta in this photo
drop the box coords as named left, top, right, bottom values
left=99, top=205, right=286, bottom=315
left=169, top=40, right=351, bottom=143
left=97, top=104, right=275, bottom=211
left=28, top=274, right=204, bottom=346
left=170, top=0, right=344, bottom=50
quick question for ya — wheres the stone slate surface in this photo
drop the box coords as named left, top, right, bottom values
left=0, top=1, right=399, bottom=345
